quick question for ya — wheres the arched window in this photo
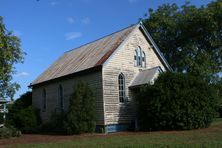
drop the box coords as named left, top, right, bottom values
left=118, top=73, right=126, bottom=103
left=142, top=51, right=146, bottom=68
left=43, top=88, right=47, bottom=111
left=134, top=47, right=146, bottom=67
left=134, top=50, right=138, bottom=66
left=58, top=85, right=64, bottom=109
left=137, top=48, right=142, bottom=66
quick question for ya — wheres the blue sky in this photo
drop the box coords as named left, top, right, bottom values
left=0, top=0, right=213, bottom=99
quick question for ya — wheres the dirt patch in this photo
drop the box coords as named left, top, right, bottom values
left=0, top=132, right=149, bottom=147
left=0, top=126, right=221, bottom=147
left=0, top=132, right=133, bottom=147
left=0, top=133, right=102, bottom=147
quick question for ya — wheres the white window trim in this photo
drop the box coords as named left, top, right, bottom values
left=118, top=73, right=126, bottom=103
left=134, top=47, right=146, bottom=68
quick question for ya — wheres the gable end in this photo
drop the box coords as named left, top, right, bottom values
left=139, top=23, right=173, bottom=71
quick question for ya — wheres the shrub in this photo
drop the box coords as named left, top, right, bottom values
left=0, top=126, right=21, bottom=138
left=217, top=106, right=222, bottom=118
left=63, top=81, right=96, bottom=134
left=214, top=81, right=222, bottom=117
left=40, top=111, right=66, bottom=134
left=7, top=91, right=41, bottom=133
left=8, top=91, right=32, bottom=121
left=11, top=91, right=32, bottom=110
left=136, top=72, right=218, bottom=131
left=11, top=106, right=41, bottom=133
left=0, top=113, right=4, bottom=124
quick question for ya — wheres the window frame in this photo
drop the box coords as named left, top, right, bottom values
left=58, top=85, right=64, bottom=109
left=134, top=47, right=146, bottom=68
left=142, top=51, right=146, bottom=68
left=134, top=50, right=138, bottom=66
left=118, top=73, right=126, bottom=103
left=42, top=88, right=47, bottom=111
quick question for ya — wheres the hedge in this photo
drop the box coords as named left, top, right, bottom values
left=136, top=72, right=218, bottom=131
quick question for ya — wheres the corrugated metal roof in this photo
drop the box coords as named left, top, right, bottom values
left=130, top=66, right=162, bottom=87
left=31, top=25, right=137, bottom=86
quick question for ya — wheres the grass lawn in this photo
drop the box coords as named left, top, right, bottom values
left=6, top=118, right=222, bottom=148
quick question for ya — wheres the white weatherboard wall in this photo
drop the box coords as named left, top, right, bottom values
left=32, top=70, right=105, bottom=125
left=102, top=27, right=166, bottom=125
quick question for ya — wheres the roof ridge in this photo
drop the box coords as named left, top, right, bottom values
left=65, top=23, right=138, bottom=53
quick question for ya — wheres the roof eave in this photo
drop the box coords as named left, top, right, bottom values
left=29, top=65, right=102, bottom=88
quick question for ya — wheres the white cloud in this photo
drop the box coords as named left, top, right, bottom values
left=65, top=32, right=82, bottom=40
left=128, top=0, right=137, bottom=3
left=67, top=17, right=76, bottom=24
left=50, top=1, right=59, bottom=6
left=15, top=72, right=30, bottom=77
left=81, top=17, right=90, bottom=25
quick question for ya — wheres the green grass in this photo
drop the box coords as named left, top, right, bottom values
left=10, top=118, right=222, bottom=148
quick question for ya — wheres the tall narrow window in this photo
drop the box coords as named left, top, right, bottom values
left=118, top=73, right=126, bottom=103
left=58, top=85, right=64, bottom=109
left=134, top=47, right=146, bottom=67
left=43, top=88, right=46, bottom=111
left=137, top=48, right=141, bottom=66
left=134, top=50, right=138, bottom=66
left=142, top=51, right=146, bottom=68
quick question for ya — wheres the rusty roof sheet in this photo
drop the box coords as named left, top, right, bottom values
left=31, top=25, right=137, bottom=86
left=130, top=66, right=162, bottom=87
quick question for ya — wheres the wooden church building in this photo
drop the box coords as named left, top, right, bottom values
left=30, top=22, right=172, bottom=133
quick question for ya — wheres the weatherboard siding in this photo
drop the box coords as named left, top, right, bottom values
left=32, top=70, right=104, bottom=125
left=102, top=27, right=166, bottom=125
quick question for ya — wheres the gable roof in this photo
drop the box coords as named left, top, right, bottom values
left=31, top=25, right=137, bottom=86
left=30, top=22, right=172, bottom=86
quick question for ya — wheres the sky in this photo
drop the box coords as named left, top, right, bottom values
left=0, top=0, right=214, bottom=99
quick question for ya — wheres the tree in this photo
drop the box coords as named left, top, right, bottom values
left=143, top=0, right=222, bottom=82
left=214, top=80, right=222, bottom=117
left=7, top=91, right=41, bottom=133
left=136, top=72, right=218, bottom=131
left=63, top=81, right=96, bottom=134
left=0, top=16, right=25, bottom=100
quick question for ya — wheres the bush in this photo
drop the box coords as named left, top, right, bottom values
left=0, top=126, right=21, bottom=139
left=40, top=111, right=66, bottom=134
left=63, top=81, right=96, bottom=134
left=11, top=106, right=41, bottom=133
left=7, top=91, right=41, bottom=133
left=136, top=72, right=218, bottom=131
left=0, top=113, right=4, bottom=124
left=215, top=81, right=222, bottom=117
left=217, top=106, right=222, bottom=118
left=11, top=91, right=32, bottom=110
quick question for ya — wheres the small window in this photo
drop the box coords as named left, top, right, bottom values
left=134, top=47, right=146, bottom=67
left=137, top=48, right=141, bottom=66
left=58, top=85, right=64, bottom=109
left=142, top=51, right=146, bottom=68
left=43, top=88, right=47, bottom=111
left=134, top=50, right=138, bottom=66
left=118, top=73, right=126, bottom=103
